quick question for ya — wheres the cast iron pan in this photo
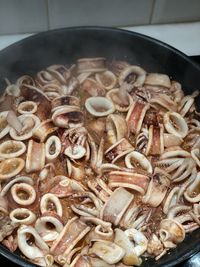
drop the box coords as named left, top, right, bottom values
left=0, top=26, right=200, bottom=267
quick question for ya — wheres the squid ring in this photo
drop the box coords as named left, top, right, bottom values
left=10, top=208, right=36, bottom=224
left=11, top=183, right=36, bottom=206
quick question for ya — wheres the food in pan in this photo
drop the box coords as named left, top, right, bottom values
left=0, top=57, right=199, bottom=266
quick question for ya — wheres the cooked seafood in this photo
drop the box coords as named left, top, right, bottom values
left=0, top=58, right=199, bottom=266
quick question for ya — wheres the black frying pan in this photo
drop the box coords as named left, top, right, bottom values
left=0, top=26, right=200, bottom=267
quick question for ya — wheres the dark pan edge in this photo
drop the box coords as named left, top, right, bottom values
left=0, top=26, right=200, bottom=72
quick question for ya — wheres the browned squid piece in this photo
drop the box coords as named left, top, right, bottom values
left=26, top=139, right=45, bottom=173
left=33, top=119, right=58, bottom=142
left=126, top=100, right=150, bottom=134
left=142, top=167, right=170, bottom=207
left=108, top=170, right=150, bottom=195
left=105, top=138, right=134, bottom=163
left=50, top=217, right=91, bottom=265
left=145, top=124, right=164, bottom=156
left=20, top=84, right=51, bottom=120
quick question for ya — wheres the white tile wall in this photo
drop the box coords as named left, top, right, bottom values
left=152, top=0, right=200, bottom=24
left=0, top=0, right=48, bottom=34
left=0, top=0, right=200, bottom=34
left=48, top=0, right=153, bottom=29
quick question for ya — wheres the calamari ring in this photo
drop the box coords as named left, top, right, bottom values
left=0, top=158, right=25, bottom=180
left=10, top=208, right=36, bottom=224
left=0, top=140, right=26, bottom=159
left=17, top=101, right=37, bottom=114
left=11, top=183, right=36, bottom=206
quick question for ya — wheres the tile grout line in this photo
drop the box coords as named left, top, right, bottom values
left=149, top=0, right=156, bottom=24
left=45, top=0, right=50, bottom=30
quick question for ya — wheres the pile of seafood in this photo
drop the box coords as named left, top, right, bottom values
left=0, top=57, right=199, bottom=267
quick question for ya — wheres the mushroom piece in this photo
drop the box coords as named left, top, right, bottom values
left=0, top=140, right=26, bottom=159
left=85, top=97, right=115, bottom=117
left=0, top=158, right=25, bottom=180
